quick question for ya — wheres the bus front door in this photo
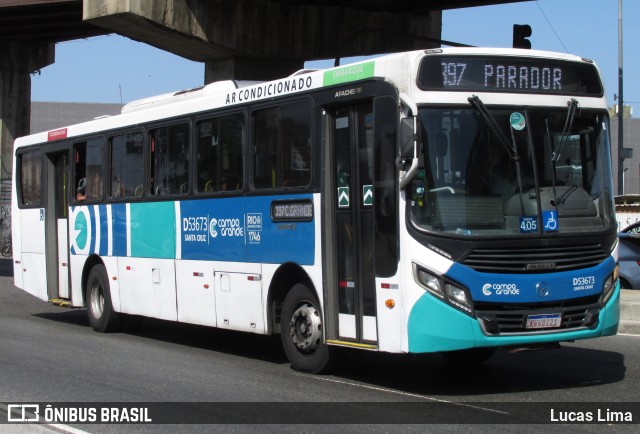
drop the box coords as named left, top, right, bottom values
left=330, top=103, right=378, bottom=345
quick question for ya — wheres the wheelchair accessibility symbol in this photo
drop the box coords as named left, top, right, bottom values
left=542, top=210, right=558, bottom=232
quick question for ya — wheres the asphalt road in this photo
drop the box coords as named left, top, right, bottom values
left=0, top=258, right=639, bottom=433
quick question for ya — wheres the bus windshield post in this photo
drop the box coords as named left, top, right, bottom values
left=398, top=116, right=420, bottom=189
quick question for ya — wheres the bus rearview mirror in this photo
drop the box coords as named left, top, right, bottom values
left=399, top=116, right=420, bottom=160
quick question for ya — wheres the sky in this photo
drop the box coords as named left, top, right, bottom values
left=31, top=0, right=639, bottom=114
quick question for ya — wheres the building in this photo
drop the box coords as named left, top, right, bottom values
left=0, top=102, right=124, bottom=240
left=30, top=102, right=123, bottom=134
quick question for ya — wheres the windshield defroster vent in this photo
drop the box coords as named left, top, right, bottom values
left=461, top=244, right=608, bottom=273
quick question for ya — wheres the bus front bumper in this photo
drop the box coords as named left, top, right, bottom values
left=406, top=284, right=620, bottom=353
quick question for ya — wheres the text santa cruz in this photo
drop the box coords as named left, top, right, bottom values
left=225, top=76, right=314, bottom=105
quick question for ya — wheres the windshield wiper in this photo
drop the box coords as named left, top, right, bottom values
left=551, top=98, right=579, bottom=162
left=468, top=95, right=517, bottom=161
left=468, top=95, right=526, bottom=214
left=547, top=98, right=580, bottom=216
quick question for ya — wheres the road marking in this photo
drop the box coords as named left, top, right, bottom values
left=48, top=424, right=93, bottom=434
left=294, top=373, right=508, bottom=415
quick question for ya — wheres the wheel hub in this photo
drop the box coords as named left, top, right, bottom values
left=89, top=283, right=104, bottom=319
left=289, top=302, right=322, bottom=352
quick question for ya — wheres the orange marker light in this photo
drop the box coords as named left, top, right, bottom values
left=385, top=299, right=395, bottom=309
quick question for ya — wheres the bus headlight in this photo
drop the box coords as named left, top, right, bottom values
left=413, top=264, right=475, bottom=316
left=601, top=265, right=619, bottom=306
left=444, top=283, right=474, bottom=314
left=415, top=266, right=443, bottom=297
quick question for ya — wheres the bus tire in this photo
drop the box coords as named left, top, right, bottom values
left=280, top=283, right=331, bottom=373
left=86, top=264, right=121, bottom=333
left=440, top=347, right=495, bottom=365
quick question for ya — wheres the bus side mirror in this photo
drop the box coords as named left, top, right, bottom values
left=399, top=117, right=419, bottom=160
left=398, top=116, right=421, bottom=189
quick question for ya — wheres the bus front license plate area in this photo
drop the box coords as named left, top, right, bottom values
left=526, top=313, right=562, bottom=329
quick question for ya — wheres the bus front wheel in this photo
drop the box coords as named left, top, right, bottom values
left=86, top=264, right=121, bottom=333
left=280, top=283, right=331, bottom=373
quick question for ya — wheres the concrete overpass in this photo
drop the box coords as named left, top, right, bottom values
left=0, top=0, right=529, bottom=183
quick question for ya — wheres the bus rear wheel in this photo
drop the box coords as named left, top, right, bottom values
left=86, top=264, right=121, bottom=333
left=280, top=283, right=331, bottom=373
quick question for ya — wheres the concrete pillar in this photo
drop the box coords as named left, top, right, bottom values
left=205, top=57, right=304, bottom=83
left=0, top=41, right=54, bottom=180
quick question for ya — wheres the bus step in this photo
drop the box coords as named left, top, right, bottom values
left=326, top=340, right=378, bottom=350
left=49, top=299, right=72, bottom=308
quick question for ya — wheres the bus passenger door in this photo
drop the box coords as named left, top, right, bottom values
left=329, top=103, right=378, bottom=344
left=45, top=151, right=70, bottom=300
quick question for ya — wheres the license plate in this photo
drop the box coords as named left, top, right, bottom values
left=526, top=313, right=562, bottom=329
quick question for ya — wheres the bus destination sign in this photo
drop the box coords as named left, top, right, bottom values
left=271, top=199, right=314, bottom=222
left=418, top=55, right=603, bottom=96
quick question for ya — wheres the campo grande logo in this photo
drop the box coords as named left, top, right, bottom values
left=209, top=217, right=243, bottom=238
left=481, top=283, right=521, bottom=296
left=209, top=218, right=218, bottom=238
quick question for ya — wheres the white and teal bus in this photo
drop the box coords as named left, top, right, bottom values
left=12, top=47, right=620, bottom=373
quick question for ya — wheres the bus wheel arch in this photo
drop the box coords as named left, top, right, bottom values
left=267, top=263, right=316, bottom=334
left=81, top=254, right=104, bottom=306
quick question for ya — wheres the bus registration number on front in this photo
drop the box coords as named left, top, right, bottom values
left=526, top=313, right=562, bottom=329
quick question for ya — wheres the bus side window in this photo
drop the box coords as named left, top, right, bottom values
left=196, top=113, right=244, bottom=193
left=253, top=107, right=278, bottom=189
left=74, top=137, right=104, bottom=202
left=74, top=143, right=87, bottom=201
left=149, top=123, right=190, bottom=196
left=18, top=150, right=42, bottom=207
left=220, top=114, right=244, bottom=191
left=110, top=132, right=144, bottom=199
left=281, top=102, right=311, bottom=187
left=252, top=101, right=311, bottom=190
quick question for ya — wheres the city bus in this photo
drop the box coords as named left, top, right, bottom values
left=12, top=47, right=620, bottom=373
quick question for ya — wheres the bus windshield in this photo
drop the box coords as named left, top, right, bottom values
left=409, top=104, right=616, bottom=237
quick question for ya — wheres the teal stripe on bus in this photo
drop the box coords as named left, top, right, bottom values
left=130, top=201, right=176, bottom=259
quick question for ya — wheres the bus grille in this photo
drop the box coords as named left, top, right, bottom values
left=461, top=244, right=608, bottom=274
left=475, top=295, right=601, bottom=335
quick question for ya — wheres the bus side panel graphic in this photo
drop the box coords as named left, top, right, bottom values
left=129, top=201, right=176, bottom=259
left=71, top=195, right=315, bottom=266
left=179, top=195, right=315, bottom=265
left=71, top=205, right=108, bottom=256
left=180, top=197, right=246, bottom=262
left=245, top=195, right=315, bottom=266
